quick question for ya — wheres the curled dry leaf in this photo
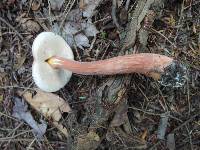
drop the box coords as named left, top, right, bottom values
left=20, top=90, right=71, bottom=137
left=12, top=97, right=47, bottom=138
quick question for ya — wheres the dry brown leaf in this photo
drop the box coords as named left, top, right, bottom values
left=141, top=129, right=148, bottom=141
left=20, top=90, right=71, bottom=137
left=21, top=90, right=71, bottom=122
left=53, top=121, right=69, bottom=137
left=77, top=131, right=100, bottom=150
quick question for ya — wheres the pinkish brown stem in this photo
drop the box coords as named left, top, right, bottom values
left=47, top=53, right=173, bottom=78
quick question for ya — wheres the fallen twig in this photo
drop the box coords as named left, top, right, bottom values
left=112, top=0, right=120, bottom=29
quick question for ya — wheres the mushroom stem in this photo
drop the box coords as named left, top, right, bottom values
left=47, top=53, right=173, bottom=78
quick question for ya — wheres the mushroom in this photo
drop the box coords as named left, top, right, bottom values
left=32, top=32, right=186, bottom=92
left=32, top=32, right=74, bottom=92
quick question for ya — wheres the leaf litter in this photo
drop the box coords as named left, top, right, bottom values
left=19, top=90, right=71, bottom=137
left=49, top=0, right=65, bottom=10
left=53, top=1, right=100, bottom=49
left=80, top=0, right=103, bottom=18
left=9, top=0, right=103, bottom=140
left=12, top=97, right=47, bottom=138
left=1, top=0, right=200, bottom=149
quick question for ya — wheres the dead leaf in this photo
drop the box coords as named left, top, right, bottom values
left=49, top=0, right=64, bottom=10
left=106, top=128, right=147, bottom=148
left=21, top=0, right=27, bottom=4
left=117, top=0, right=123, bottom=7
left=14, top=55, right=26, bottom=70
left=163, top=15, right=176, bottom=27
left=52, top=7, right=99, bottom=49
left=81, top=19, right=99, bottom=37
left=12, top=97, right=47, bottom=138
left=16, top=14, right=40, bottom=33
left=74, top=34, right=90, bottom=49
left=66, top=8, right=82, bottom=22
left=141, top=129, right=148, bottom=140
left=77, top=131, right=100, bottom=150
left=58, top=8, right=98, bottom=49
left=22, top=20, right=40, bottom=33
left=167, top=133, right=175, bottom=150
left=31, top=0, right=41, bottom=11
left=110, top=102, right=128, bottom=127
left=79, top=0, right=86, bottom=10
left=64, top=21, right=81, bottom=35
left=21, top=90, right=71, bottom=122
left=53, top=121, right=69, bottom=137
left=64, top=22, right=90, bottom=49
left=80, top=0, right=103, bottom=18
left=20, top=90, right=71, bottom=137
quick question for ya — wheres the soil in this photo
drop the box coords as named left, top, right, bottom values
left=0, top=0, right=200, bottom=149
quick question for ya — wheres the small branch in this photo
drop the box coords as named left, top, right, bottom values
left=171, top=113, right=200, bottom=133
left=125, top=0, right=131, bottom=10
left=150, top=27, right=177, bottom=48
left=112, top=0, right=120, bottom=29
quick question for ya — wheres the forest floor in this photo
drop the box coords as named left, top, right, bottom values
left=0, top=0, right=200, bottom=149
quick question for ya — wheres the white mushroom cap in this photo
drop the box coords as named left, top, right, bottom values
left=32, top=32, right=74, bottom=92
